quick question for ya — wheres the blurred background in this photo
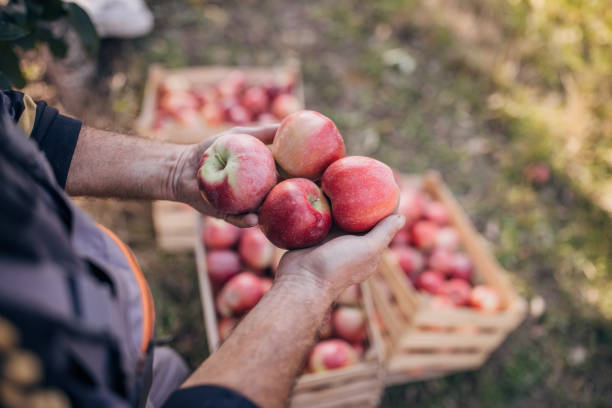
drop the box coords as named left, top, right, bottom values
left=4, top=0, right=611, bottom=406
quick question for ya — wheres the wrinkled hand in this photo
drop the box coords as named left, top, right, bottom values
left=173, top=124, right=279, bottom=227
left=276, top=214, right=406, bottom=300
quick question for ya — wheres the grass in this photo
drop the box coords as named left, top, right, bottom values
left=51, top=0, right=612, bottom=406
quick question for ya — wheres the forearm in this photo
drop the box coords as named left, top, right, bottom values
left=183, top=276, right=334, bottom=408
left=65, top=126, right=189, bottom=200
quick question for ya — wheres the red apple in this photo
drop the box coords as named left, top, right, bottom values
left=390, top=229, right=411, bottom=247
left=271, top=110, right=345, bottom=180
left=227, top=105, right=251, bottom=124
left=241, top=86, right=269, bottom=115
left=415, top=270, right=445, bottom=295
left=201, top=103, right=226, bottom=126
left=390, top=246, right=425, bottom=277
left=159, top=90, right=198, bottom=117
left=216, top=272, right=265, bottom=316
left=322, top=156, right=400, bottom=233
left=257, top=112, right=278, bottom=124
left=337, top=284, right=360, bottom=306
left=411, top=220, right=439, bottom=250
left=271, top=93, right=302, bottom=119
left=259, top=178, right=332, bottom=249
left=470, top=285, right=501, bottom=312
left=440, top=278, right=472, bottom=306
left=238, top=227, right=275, bottom=270
left=218, top=70, right=246, bottom=97
left=428, top=248, right=455, bottom=275
left=398, top=189, right=427, bottom=224
left=309, top=339, right=358, bottom=373
left=449, top=252, right=473, bottom=281
left=332, top=306, right=367, bottom=343
left=218, top=317, right=238, bottom=341
left=202, top=217, right=241, bottom=249
left=435, top=226, right=460, bottom=250
left=424, top=202, right=450, bottom=225
left=259, top=277, right=273, bottom=294
left=206, top=250, right=241, bottom=285
left=197, top=133, right=277, bottom=214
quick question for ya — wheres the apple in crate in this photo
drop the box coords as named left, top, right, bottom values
left=449, top=252, right=473, bottom=281
left=271, top=110, right=345, bottom=180
left=241, top=86, right=269, bottom=115
left=259, top=178, right=332, bottom=249
left=259, top=277, right=273, bottom=294
left=424, top=201, right=450, bottom=225
left=398, top=189, right=427, bottom=224
left=336, top=284, right=360, bottom=306
left=271, top=93, right=302, bottom=119
left=391, top=246, right=425, bottom=277
left=227, top=105, right=251, bottom=125
left=216, top=272, right=265, bottom=317
left=218, top=70, right=246, bottom=97
left=435, top=226, right=460, bottom=250
left=390, top=228, right=411, bottom=247
left=428, top=248, right=455, bottom=275
left=239, top=227, right=275, bottom=270
left=415, top=270, right=445, bottom=295
left=322, top=156, right=399, bottom=233
left=197, top=133, right=277, bottom=214
left=201, top=103, right=226, bottom=126
left=470, top=285, right=501, bottom=312
left=206, top=250, right=241, bottom=286
left=202, top=217, right=241, bottom=249
left=332, top=306, right=367, bottom=343
left=218, top=317, right=238, bottom=341
left=411, top=220, right=439, bottom=250
left=440, top=278, right=472, bottom=306
left=309, top=339, right=359, bottom=373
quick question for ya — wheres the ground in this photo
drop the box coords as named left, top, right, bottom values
left=26, top=0, right=612, bottom=406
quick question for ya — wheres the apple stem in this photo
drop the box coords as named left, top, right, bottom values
left=215, top=152, right=228, bottom=169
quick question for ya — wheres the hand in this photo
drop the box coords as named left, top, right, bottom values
left=172, top=124, right=279, bottom=227
left=275, top=214, right=406, bottom=301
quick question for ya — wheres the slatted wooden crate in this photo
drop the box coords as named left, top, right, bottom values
left=136, top=61, right=304, bottom=144
left=367, top=171, right=526, bottom=385
left=152, top=201, right=197, bottom=252
left=193, top=216, right=385, bottom=408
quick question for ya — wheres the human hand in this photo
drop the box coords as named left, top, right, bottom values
left=275, top=214, right=406, bottom=301
left=172, top=124, right=279, bottom=227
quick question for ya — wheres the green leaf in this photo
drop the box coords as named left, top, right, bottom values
left=65, top=2, right=99, bottom=54
left=0, top=44, right=25, bottom=88
left=0, top=71, right=12, bottom=91
left=0, top=20, right=29, bottom=41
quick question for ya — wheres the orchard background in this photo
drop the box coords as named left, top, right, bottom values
left=17, top=0, right=611, bottom=406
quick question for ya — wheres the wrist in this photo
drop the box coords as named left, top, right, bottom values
left=163, top=143, right=196, bottom=203
left=274, top=271, right=336, bottom=307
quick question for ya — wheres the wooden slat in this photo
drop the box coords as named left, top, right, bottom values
left=367, top=278, right=405, bottom=344
left=384, top=369, right=449, bottom=386
left=360, top=280, right=385, bottom=364
left=290, top=378, right=382, bottom=408
left=152, top=201, right=197, bottom=251
left=293, top=361, right=378, bottom=391
left=397, top=329, right=507, bottom=351
left=378, top=252, right=419, bottom=314
left=386, top=350, right=489, bottom=372
left=412, top=304, right=525, bottom=330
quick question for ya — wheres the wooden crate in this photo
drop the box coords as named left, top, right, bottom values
left=367, top=171, right=527, bottom=385
left=193, top=216, right=385, bottom=408
left=152, top=200, right=197, bottom=252
left=136, top=61, right=304, bottom=144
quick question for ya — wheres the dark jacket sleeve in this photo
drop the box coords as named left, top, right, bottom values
left=0, top=90, right=81, bottom=188
left=163, top=385, right=259, bottom=408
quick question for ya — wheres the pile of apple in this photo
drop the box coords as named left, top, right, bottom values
left=307, top=285, right=370, bottom=373
left=153, top=70, right=303, bottom=130
left=202, top=216, right=279, bottom=340
left=197, top=110, right=400, bottom=249
left=389, top=184, right=502, bottom=312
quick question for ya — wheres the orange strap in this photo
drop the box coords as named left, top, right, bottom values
left=97, top=224, right=155, bottom=355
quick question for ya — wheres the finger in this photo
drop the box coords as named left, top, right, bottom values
left=229, top=124, right=279, bottom=144
left=224, top=213, right=259, bottom=228
left=364, top=214, right=405, bottom=250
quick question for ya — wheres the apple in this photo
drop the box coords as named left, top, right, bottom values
left=218, top=70, right=246, bottom=97
left=435, top=226, right=460, bottom=250
left=206, top=250, right=241, bottom=285
left=241, top=86, right=269, bottom=115
left=158, top=90, right=198, bottom=117
left=449, top=252, right=473, bottom=281
left=259, top=277, right=273, bottom=294
left=259, top=178, right=332, bottom=249
left=271, top=248, right=287, bottom=275
left=428, top=248, right=455, bottom=275
left=257, top=112, right=278, bottom=124
left=238, top=227, right=275, bottom=270
left=218, top=317, right=238, bottom=341
left=271, top=93, right=302, bottom=119
left=415, top=270, right=445, bottom=295
left=424, top=202, right=450, bottom=225
left=332, top=306, right=367, bottom=343
left=390, top=246, right=425, bottom=277
left=322, top=156, right=400, bottom=233
left=227, top=105, right=251, bottom=125
left=337, top=284, right=360, bottom=306
left=398, top=189, right=427, bottom=224
left=197, top=133, right=277, bottom=214
left=216, top=272, right=265, bottom=317
left=440, top=278, right=472, bottom=306
left=430, top=295, right=455, bottom=309
left=271, top=110, right=346, bottom=180
left=470, top=285, right=501, bottom=312
left=201, top=103, right=226, bottom=126
left=390, top=228, right=411, bottom=247
left=174, top=108, right=199, bottom=127
left=202, top=217, right=241, bottom=249
left=308, top=339, right=358, bottom=373
left=411, top=220, right=439, bottom=250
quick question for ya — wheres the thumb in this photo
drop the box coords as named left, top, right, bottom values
left=364, top=214, right=405, bottom=251
left=224, top=213, right=259, bottom=228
